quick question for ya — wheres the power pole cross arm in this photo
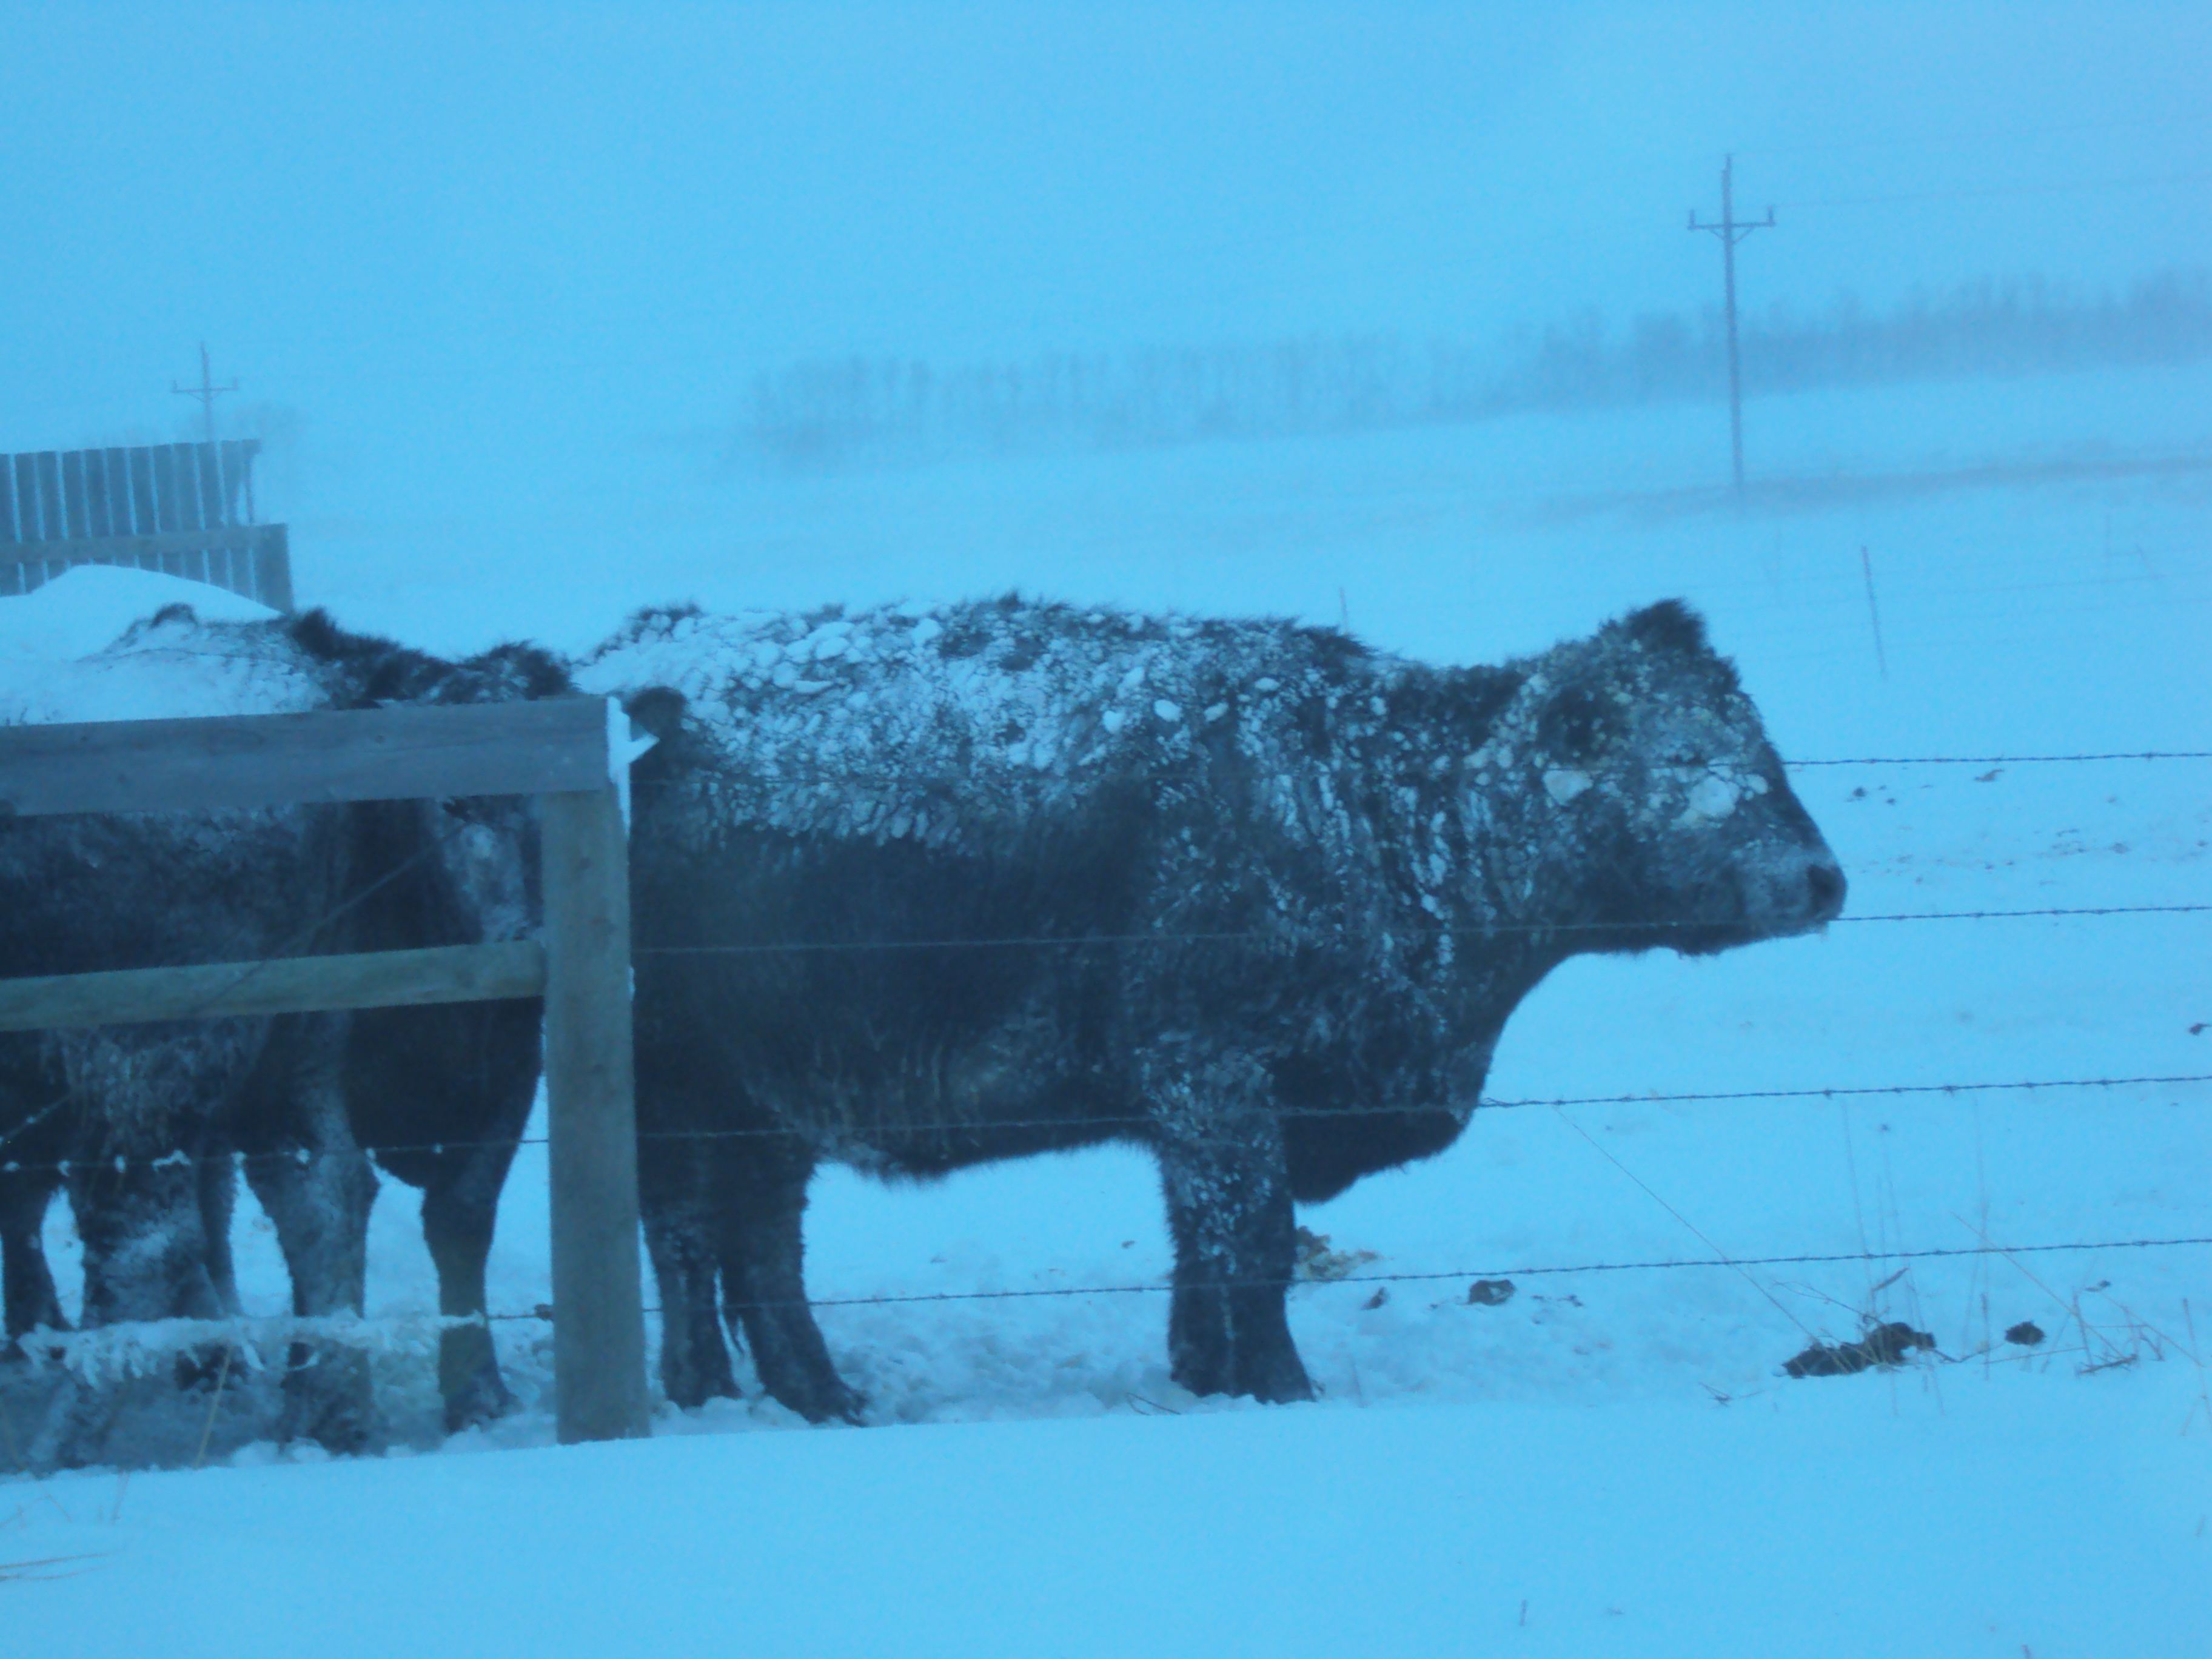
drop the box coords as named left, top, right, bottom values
left=172, top=343, right=239, bottom=446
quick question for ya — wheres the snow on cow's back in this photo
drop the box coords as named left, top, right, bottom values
left=0, top=603, right=330, bottom=728
left=581, top=597, right=1384, bottom=833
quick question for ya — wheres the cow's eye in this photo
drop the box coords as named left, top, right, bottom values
left=1538, top=688, right=1615, bottom=758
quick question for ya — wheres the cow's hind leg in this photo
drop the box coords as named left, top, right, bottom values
left=640, top=1131, right=739, bottom=1409
left=0, top=1041, right=70, bottom=1355
left=419, top=1142, right=520, bottom=1432
left=1148, top=1055, right=1313, bottom=1404
left=240, top=1017, right=380, bottom=1454
left=715, top=1137, right=864, bottom=1425
left=198, top=1147, right=243, bottom=1318
left=0, top=1168, right=68, bottom=1353
left=351, top=1000, right=539, bottom=1433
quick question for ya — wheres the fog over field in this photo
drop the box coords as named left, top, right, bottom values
left=2, top=8, right=2208, bottom=1657
left=1, top=4, right=2205, bottom=651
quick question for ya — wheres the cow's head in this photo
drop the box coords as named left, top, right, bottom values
left=1504, top=600, right=1845, bottom=956
left=409, top=643, right=574, bottom=948
left=292, top=621, right=571, bottom=953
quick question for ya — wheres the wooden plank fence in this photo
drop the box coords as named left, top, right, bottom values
left=0, top=697, right=647, bottom=1445
left=1, top=439, right=293, bottom=611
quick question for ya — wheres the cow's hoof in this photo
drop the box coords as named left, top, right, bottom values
left=1172, top=1346, right=1314, bottom=1404
left=281, top=1399, right=375, bottom=1456
left=440, top=1327, right=517, bottom=1433
left=441, top=1366, right=518, bottom=1435
left=660, top=1352, right=743, bottom=1412
left=280, top=1356, right=377, bottom=1456
left=1244, top=1359, right=1316, bottom=1404
left=778, top=1374, right=866, bottom=1426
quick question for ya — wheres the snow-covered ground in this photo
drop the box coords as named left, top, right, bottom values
left=2, top=354, right=2207, bottom=1654
left=8, top=1377, right=2207, bottom=1659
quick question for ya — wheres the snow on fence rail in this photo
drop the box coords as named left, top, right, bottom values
left=0, top=698, right=648, bottom=1445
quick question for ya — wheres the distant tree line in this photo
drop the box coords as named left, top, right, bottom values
left=738, top=267, right=2211, bottom=470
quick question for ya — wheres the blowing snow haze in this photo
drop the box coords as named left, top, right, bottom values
left=2, top=12, right=2210, bottom=1651
left=0, top=3, right=2205, bottom=653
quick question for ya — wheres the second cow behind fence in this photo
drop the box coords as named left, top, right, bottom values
left=584, top=595, right=1846, bottom=1423
left=0, top=605, right=564, bottom=1463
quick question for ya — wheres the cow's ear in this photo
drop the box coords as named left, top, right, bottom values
left=624, top=685, right=689, bottom=743
left=1619, top=600, right=1709, bottom=655
left=284, top=606, right=348, bottom=660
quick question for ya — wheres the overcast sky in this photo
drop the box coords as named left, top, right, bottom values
left=2, top=3, right=2204, bottom=631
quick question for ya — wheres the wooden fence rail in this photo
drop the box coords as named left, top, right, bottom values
left=0, top=697, right=646, bottom=1445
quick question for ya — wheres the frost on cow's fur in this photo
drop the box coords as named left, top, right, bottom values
left=584, top=594, right=1846, bottom=1423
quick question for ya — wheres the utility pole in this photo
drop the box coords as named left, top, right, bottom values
left=172, top=342, right=238, bottom=444
left=1688, top=156, right=1774, bottom=496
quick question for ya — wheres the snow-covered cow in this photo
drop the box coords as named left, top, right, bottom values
left=0, top=605, right=561, bottom=1460
left=585, top=596, right=1845, bottom=1421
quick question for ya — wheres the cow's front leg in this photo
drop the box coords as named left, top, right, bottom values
left=1146, top=1053, right=1313, bottom=1404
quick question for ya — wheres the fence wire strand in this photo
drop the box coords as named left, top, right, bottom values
left=622, top=748, right=2212, bottom=796
left=468, top=1232, right=2212, bottom=1321
left=2, top=1071, right=2202, bottom=1180
left=628, top=903, right=2208, bottom=959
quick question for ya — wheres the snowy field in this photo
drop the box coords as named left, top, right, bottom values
left=3, top=357, right=2208, bottom=1655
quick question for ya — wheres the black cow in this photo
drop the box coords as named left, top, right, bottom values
left=585, top=595, right=1845, bottom=1423
left=0, top=606, right=560, bottom=1461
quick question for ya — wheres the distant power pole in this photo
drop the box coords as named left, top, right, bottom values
left=172, top=342, right=238, bottom=444
left=1688, top=156, right=1774, bottom=496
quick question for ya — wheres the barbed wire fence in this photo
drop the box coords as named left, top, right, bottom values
left=1, top=745, right=2206, bottom=1426
left=7, top=1070, right=2208, bottom=1179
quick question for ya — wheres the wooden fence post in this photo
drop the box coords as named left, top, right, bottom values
left=542, top=777, right=651, bottom=1444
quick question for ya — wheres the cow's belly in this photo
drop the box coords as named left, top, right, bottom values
left=743, top=990, right=1128, bottom=1175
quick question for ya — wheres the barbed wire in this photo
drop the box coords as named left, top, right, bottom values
left=469, top=1232, right=2212, bottom=1321
left=3, top=1233, right=2197, bottom=1352
left=625, top=748, right=2212, bottom=794
left=630, top=903, right=2207, bottom=959
left=4, top=1071, right=2200, bottom=1179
